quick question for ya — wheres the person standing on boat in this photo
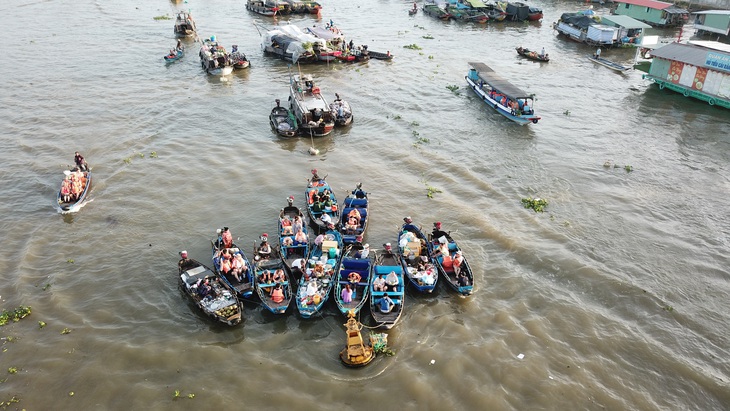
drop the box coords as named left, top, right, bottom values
left=176, top=39, right=182, bottom=50
left=595, top=47, right=601, bottom=59
left=74, top=151, right=88, bottom=171
left=539, top=47, right=545, bottom=58
left=178, top=250, right=195, bottom=273
left=432, top=221, right=448, bottom=240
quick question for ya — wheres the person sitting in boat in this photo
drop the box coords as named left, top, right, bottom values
left=231, top=254, right=247, bottom=282
left=257, top=234, right=271, bottom=258
left=178, top=250, right=195, bottom=273
left=385, top=271, right=399, bottom=291
left=282, top=236, right=294, bottom=247
left=306, top=279, right=318, bottom=297
left=341, top=284, right=353, bottom=304
left=379, top=295, right=395, bottom=313
left=272, top=268, right=286, bottom=284
left=539, top=47, right=545, bottom=58
left=281, top=216, right=293, bottom=235
left=320, top=212, right=333, bottom=227
left=432, top=222, right=448, bottom=240
left=348, top=208, right=361, bottom=224
left=348, top=271, right=362, bottom=284
left=355, top=243, right=370, bottom=259
left=219, top=254, right=232, bottom=276
left=383, top=243, right=394, bottom=256
left=197, top=278, right=214, bottom=299
left=294, top=228, right=308, bottom=245
left=271, top=284, right=285, bottom=304
left=345, top=216, right=359, bottom=234
left=74, top=151, right=88, bottom=171
left=231, top=44, right=238, bottom=53
left=431, top=238, right=449, bottom=258
left=168, top=49, right=177, bottom=58
left=457, top=271, right=470, bottom=287
left=522, top=101, right=531, bottom=115
left=260, top=269, right=273, bottom=284
left=453, top=250, right=464, bottom=276
left=313, top=261, right=325, bottom=278
left=60, top=177, right=72, bottom=203
left=373, top=275, right=386, bottom=292
left=221, top=227, right=233, bottom=249
left=292, top=215, right=303, bottom=233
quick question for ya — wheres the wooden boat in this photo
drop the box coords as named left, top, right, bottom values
left=527, top=6, right=543, bottom=21
left=211, top=241, right=255, bottom=301
left=269, top=99, right=298, bottom=137
left=340, top=310, right=375, bottom=367
left=295, top=229, right=342, bottom=318
left=199, top=37, right=234, bottom=76
left=587, top=55, right=631, bottom=72
left=370, top=246, right=405, bottom=329
left=305, top=170, right=339, bottom=234
left=338, top=183, right=368, bottom=245
left=329, top=93, right=353, bottom=127
left=334, top=244, right=373, bottom=317
left=398, top=220, right=438, bottom=293
left=253, top=249, right=292, bottom=314
left=278, top=196, right=309, bottom=274
left=229, top=46, right=250, bottom=69
left=516, top=46, right=549, bottom=62
left=428, top=231, right=474, bottom=295
left=423, top=4, right=452, bottom=20
left=289, top=73, right=335, bottom=137
left=57, top=167, right=92, bottom=211
left=178, top=258, right=242, bottom=326
left=285, top=0, right=321, bottom=14
left=465, top=62, right=541, bottom=125
left=367, top=50, right=393, bottom=60
left=246, top=0, right=281, bottom=16
left=174, top=11, right=197, bottom=38
left=164, top=47, right=184, bottom=62
left=409, top=8, right=418, bottom=15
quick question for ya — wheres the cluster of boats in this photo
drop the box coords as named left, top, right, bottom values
left=270, top=73, right=352, bottom=138
left=246, top=0, right=322, bottom=17
left=177, top=171, right=475, bottom=330
left=422, top=0, right=542, bottom=23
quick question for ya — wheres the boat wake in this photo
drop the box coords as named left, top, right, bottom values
left=58, top=197, right=93, bottom=214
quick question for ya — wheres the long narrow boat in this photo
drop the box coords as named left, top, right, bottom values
left=334, top=244, right=373, bottom=317
left=178, top=258, right=242, bottom=326
left=295, top=229, right=342, bottom=318
left=278, top=196, right=309, bottom=275
left=515, top=46, right=549, bottom=62
left=367, top=50, right=393, bottom=60
left=465, top=61, right=541, bottom=125
left=338, top=183, right=368, bottom=245
left=370, top=246, right=406, bottom=329
left=398, top=220, right=438, bottom=293
left=587, top=55, right=631, bottom=72
left=211, top=241, right=255, bottom=301
left=57, top=167, right=92, bottom=211
left=164, top=47, right=184, bottom=62
left=428, top=232, right=474, bottom=296
left=253, top=250, right=292, bottom=314
left=305, top=170, right=339, bottom=235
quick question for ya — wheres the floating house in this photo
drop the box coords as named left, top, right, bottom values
left=692, top=10, right=730, bottom=42
left=611, top=0, right=689, bottom=27
left=642, top=41, right=730, bottom=108
left=601, top=15, right=652, bottom=45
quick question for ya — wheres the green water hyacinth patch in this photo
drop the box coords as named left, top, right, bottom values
left=0, top=306, right=31, bottom=327
left=521, top=197, right=548, bottom=212
left=403, top=44, right=422, bottom=50
left=153, top=15, right=171, bottom=20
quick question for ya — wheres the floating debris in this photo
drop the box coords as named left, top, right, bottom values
left=521, top=197, right=548, bottom=213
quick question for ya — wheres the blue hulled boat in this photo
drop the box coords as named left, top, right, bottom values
left=429, top=230, right=474, bottom=296
left=211, top=240, right=255, bottom=300
left=305, top=170, right=339, bottom=235
left=398, top=219, right=439, bottom=293
left=333, top=243, right=373, bottom=317
left=295, top=229, right=342, bottom=318
left=338, top=183, right=369, bottom=245
left=254, top=251, right=292, bottom=314
left=465, top=61, right=541, bottom=125
left=278, top=196, right=309, bottom=276
left=370, top=245, right=406, bottom=329
left=164, top=48, right=184, bottom=62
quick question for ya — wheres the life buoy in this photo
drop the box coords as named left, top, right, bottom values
left=659, top=83, right=665, bottom=90
left=683, top=89, right=690, bottom=97
left=532, top=119, right=538, bottom=124
left=708, top=98, right=715, bottom=106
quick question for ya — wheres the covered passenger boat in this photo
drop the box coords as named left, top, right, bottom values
left=278, top=196, right=309, bottom=274
left=261, top=29, right=318, bottom=63
left=305, top=170, right=339, bottom=234
left=289, top=73, right=335, bottom=137
left=211, top=242, right=255, bottom=301
left=338, top=183, right=368, bottom=244
left=465, top=62, right=541, bottom=125
left=329, top=93, right=353, bottom=126
left=174, top=11, right=197, bottom=38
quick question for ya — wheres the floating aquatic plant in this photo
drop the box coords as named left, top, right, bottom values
left=38, top=321, right=46, bottom=329
left=187, top=393, right=195, bottom=399
left=412, top=130, right=420, bottom=137
left=521, top=197, right=548, bottom=212
left=422, top=34, right=434, bottom=39
left=42, top=283, right=51, bottom=291
left=0, top=306, right=32, bottom=327
left=150, top=151, right=158, bottom=158
left=624, top=165, right=633, bottom=172
left=61, top=328, right=71, bottom=335
left=173, top=390, right=181, bottom=399
left=0, top=395, right=20, bottom=407
left=403, top=44, right=422, bottom=50
left=7, top=367, right=17, bottom=375
left=123, top=157, right=132, bottom=165
left=153, top=15, right=171, bottom=20
left=446, top=85, right=459, bottom=93
left=410, top=121, right=420, bottom=127
left=426, top=185, right=442, bottom=199
left=69, top=391, right=74, bottom=397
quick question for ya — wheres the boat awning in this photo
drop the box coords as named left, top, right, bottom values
left=306, top=26, right=343, bottom=40
left=601, top=15, right=651, bottom=29
left=468, top=62, right=532, bottom=99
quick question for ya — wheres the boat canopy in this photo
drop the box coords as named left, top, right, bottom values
left=468, top=62, right=533, bottom=99
left=279, top=24, right=326, bottom=48
left=306, top=26, right=343, bottom=41
left=601, top=15, right=651, bottom=29
left=262, top=30, right=308, bottom=62
left=560, top=13, right=597, bottom=29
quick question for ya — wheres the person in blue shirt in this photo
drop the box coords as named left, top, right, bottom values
left=379, top=295, right=394, bottom=313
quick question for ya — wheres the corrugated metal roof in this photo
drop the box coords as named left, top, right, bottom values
left=615, top=0, right=671, bottom=10
left=651, top=42, right=730, bottom=69
left=467, top=62, right=532, bottom=99
left=601, top=15, right=652, bottom=29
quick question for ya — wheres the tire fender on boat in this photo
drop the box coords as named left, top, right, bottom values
left=683, top=89, right=690, bottom=97
left=708, top=98, right=716, bottom=106
left=659, top=83, right=665, bottom=90
left=532, top=119, right=538, bottom=124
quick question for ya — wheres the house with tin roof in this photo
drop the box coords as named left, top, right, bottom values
left=611, top=0, right=689, bottom=27
left=692, top=10, right=730, bottom=43
left=642, top=41, right=730, bottom=108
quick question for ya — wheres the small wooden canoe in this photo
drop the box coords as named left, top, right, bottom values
left=178, top=258, right=242, bottom=325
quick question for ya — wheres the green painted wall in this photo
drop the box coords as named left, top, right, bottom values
left=614, top=2, right=665, bottom=25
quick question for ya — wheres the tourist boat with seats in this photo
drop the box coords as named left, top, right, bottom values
left=164, top=47, right=184, bottom=62
left=466, top=61, right=541, bottom=125
left=278, top=196, right=309, bottom=274
left=211, top=240, right=255, bottom=301
left=253, top=249, right=292, bottom=314
left=587, top=54, right=631, bottom=72
left=178, top=258, right=242, bottom=326
left=174, top=11, right=197, bottom=38
left=295, top=229, right=342, bottom=318
left=428, top=232, right=474, bottom=295
left=338, top=183, right=368, bottom=245
left=305, top=170, right=339, bottom=234
left=516, top=46, right=549, bottom=62
left=398, top=219, right=438, bottom=293
left=199, top=37, right=234, bottom=76
left=57, top=167, right=92, bottom=211
left=334, top=243, right=373, bottom=317
left=329, top=93, right=353, bottom=127
left=289, top=73, right=335, bottom=137
left=269, top=99, right=298, bottom=137
left=370, top=245, right=406, bottom=329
